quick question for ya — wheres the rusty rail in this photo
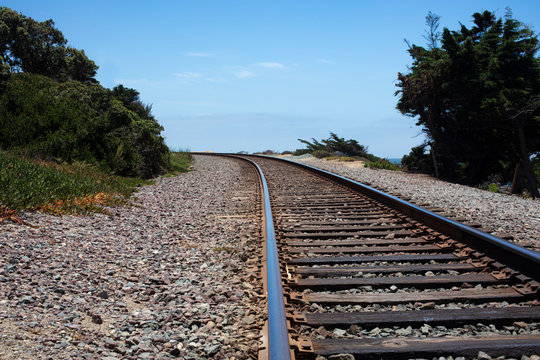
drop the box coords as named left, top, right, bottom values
left=193, top=153, right=540, bottom=359
left=228, top=155, right=292, bottom=360
left=252, top=154, right=540, bottom=280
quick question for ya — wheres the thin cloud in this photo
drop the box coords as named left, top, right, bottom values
left=315, top=58, right=331, bottom=63
left=234, top=70, right=255, bottom=78
left=205, top=77, right=228, bottom=83
left=257, top=62, right=286, bottom=69
left=187, top=52, right=214, bottom=57
left=174, top=72, right=202, bottom=78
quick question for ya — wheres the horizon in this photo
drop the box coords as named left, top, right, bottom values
left=4, top=1, right=540, bottom=158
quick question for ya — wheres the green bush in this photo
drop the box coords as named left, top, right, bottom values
left=293, top=148, right=311, bottom=156
left=487, top=183, right=500, bottom=193
left=312, top=150, right=334, bottom=159
left=362, top=153, right=379, bottom=163
left=401, top=145, right=434, bottom=173
left=533, top=155, right=540, bottom=185
left=364, top=158, right=400, bottom=171
left=167, top=151, right=192, bottom=174
left=298, top=132, right=370, bottom=157
left=0, top=73, right=169, bottom=178
left=0, top=8, right=171, bottom=179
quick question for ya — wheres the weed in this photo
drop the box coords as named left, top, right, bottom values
left=487, top=183, right=500, bottom=193
left=164, top=151, right=192, bottom=176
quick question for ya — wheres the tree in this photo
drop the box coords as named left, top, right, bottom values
left=0, top=7, right=98, bottom=82
left=396, top=10, right=540, bottom=196
left=64, top=47, right=98, bottom=82
left=0, top=6, right=170, bottom=178
left=0, top=7, right=66, bottom=77
left=423, top=11, right=441, bottom=50
left=297, top=132, right=370, bottom=158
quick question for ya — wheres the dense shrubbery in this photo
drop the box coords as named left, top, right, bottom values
left=0, top=73, right=168, bottom=178
left=312, top=150, right=334, bottom=159
left=364, top=158, right=400, bottom=170
left=293, top=148, right=311, bottom=156
left=534, top=156, right=540, bottom=182
left=0, top=7, right=170, bottom=179
left=401, top=145, right=434, bottom=174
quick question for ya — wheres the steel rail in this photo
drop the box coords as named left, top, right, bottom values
left=225, top=155, right=292, bottom=360
left=192, top=152, right=540, bottom=358
left=246, top=154, right=540, bottom=281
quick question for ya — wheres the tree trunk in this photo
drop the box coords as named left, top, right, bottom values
left=510, top=162, right=521, bottom=194
left=517, top=124, right=539, bottom=198
left=430, top=143, right=440, bottom=178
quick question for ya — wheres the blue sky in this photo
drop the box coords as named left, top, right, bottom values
left=4, top=1, right=540, bottom=157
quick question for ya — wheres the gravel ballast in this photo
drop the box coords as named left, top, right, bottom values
left=0, top=155, right=265, bottom=359
left=289, top=157, right=540, bottom=252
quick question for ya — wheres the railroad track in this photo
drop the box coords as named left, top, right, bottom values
left=200, top=153, right=540, bottom=359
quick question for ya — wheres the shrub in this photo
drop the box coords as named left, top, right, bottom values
left=533, top=155, right=540, bottom=185
left=487, top=183, right=500, bottom=193
left=0, top=73, right=170, bottom=178
left=297, top=132, right=370, bottom=157
left=312, top=150, right=334, bottom=159
left=401, top=145, right=434, bottom=173
left=294, top=148, right=311, bottom=156
left=364, top=158, right=400, bottom=171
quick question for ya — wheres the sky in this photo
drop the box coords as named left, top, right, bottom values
left=4, top=1, right=540, bottom=157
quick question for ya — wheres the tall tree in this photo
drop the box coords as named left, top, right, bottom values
left=0, top=6, right=98, bottom=82
left=64, top=47, right=98, bottom=82
left=397, top=10, right=540, bottom=196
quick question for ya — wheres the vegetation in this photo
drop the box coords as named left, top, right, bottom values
left=0, top=7, right=170, bottom=179
left=312, top=149, right=334, bottom=159
left=401, top=144, right=434, bottom=174
left=0, top=7, right=191, bottom=218
left=296, top=132, right=373, bottom=158
left=0, top=151, right=150, bottom=215
left=364, top=158, right=400, bottom=171
left=293, top=148, right=312, bottom=156
left=533, top=155, right=540, bottom=182
left=324, top=156, right=356, bottom=162
left=166, top=151, right=192, bottom=175
left=294, top=133, right=402, bottom=170
left=396, top=10, right=540, bottom=196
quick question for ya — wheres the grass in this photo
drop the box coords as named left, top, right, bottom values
left=165, top=151, right=192, bottom=176
left=325, top=156, right=357, bottom=162
left=0, top=150, right=152, bottom=216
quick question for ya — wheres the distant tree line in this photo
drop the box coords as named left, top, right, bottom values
left=0, top=7, right=169, bottom=178
left=396, top=10, right=540, bottom=196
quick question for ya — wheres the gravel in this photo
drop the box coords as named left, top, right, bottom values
left=0, top=155, right=265, bottom=359
left=290, top=157, right=540, bottom=252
